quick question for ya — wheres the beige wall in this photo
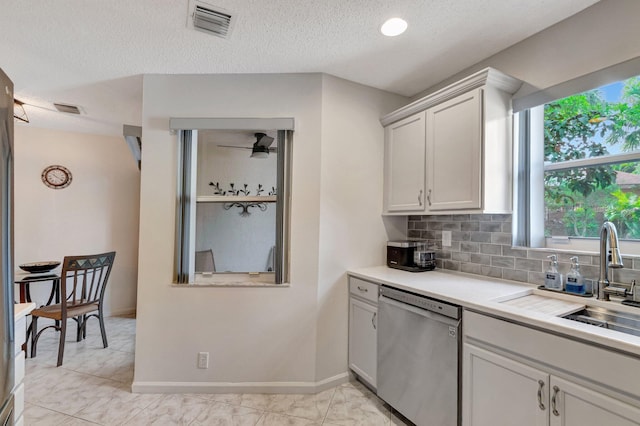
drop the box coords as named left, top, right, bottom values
left=14, top=126, right=140, bottom=315
left=133, top=73, right=406, bottom=391
left=412, top=0, right=640, bottom=101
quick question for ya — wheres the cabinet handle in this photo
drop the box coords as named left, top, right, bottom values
left=551, top=385, right=560, bottom=416
left=537, top=380, right=546, bottom=410
left=357, top=286, right=368, bottom=293
left=418, top=189, right=423, bottom=206
left=427, top=189, right=432, bottom=206
left=372, top=312, right=377, bottom=330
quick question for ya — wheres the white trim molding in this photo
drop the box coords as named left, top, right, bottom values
left=380, top=67, right=522, bottom=126
left=131, top=372, right=350, bottom=394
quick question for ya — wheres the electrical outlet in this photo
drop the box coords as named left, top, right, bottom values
left=197, top=352, right=209, bottom=369
left=442, top=230, right=452, bottom=247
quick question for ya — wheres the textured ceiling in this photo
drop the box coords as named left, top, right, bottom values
left=1, top=0, right=599, bottom=136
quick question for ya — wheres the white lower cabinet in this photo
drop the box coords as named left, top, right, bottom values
left=464, top=344, right=640, bottom=426
left=348, top=277, right=378, bottom=389
left=550, top=376, right=640, bottom=426
left=464, top=344, right=547, bottom=426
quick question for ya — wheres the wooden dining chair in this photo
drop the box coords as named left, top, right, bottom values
left=30, top=251, right=116, bottom=366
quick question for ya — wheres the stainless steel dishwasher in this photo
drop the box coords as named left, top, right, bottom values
left=377, top=285, right=461, bottom=426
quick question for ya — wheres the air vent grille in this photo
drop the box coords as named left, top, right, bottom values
left=54, top=103, right=81, bottom=114
left=193, top=4, right=233, bottom=38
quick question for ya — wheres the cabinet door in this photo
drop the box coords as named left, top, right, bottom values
left=426, top=89, right=482, bottom=211
left=348, top=297, right=377, bottom=388
left=549, top=376, right=640, bottom=426
left=384, top=112, right=426, bottom=213
left=463, top=344, right=549, bottom=426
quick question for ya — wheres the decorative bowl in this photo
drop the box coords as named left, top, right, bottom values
left=19, top=261, right=61, bottom=273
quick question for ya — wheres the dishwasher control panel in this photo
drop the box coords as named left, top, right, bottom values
left=380, top=285, right=461, bottom=320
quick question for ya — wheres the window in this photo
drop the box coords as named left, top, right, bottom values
left=171, top=118, right=293, bottom=285
left=516, top=75, right=640, bottom=252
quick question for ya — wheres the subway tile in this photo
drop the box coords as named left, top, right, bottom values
left=413, top=221, right=427, bottom=230
left=408, top=230, right=421, bottom=239
left=429, top=221, right=444, bottom=231
left=502, top=246, right=528, bottom=258
left=526, top=250, right=552, bottom=260
left=445, top=241, right=461, bottom=252
left=515, top=258, right=543, bottom=272
left=634, top=258, right=640, bottom=270
left=502, top=222, right=513, bottom=233
left=452, top=231, right=471, bottom=241
left=408, top=215, right=424, bottom=221
left=460, top=242, right=480, bottom=253
left=491, top=233, right=512, bottom=245
left=442, top=260, right=460, bottom=271
left=469, top=214, right=488, bottom=220
left=442, top=222, right=462, bottom=231
left=528, top=272, right=546, bottom=286
left=437, top=251, right=452, bottom=260
left=492, top=214, right=512, bottom=222
left=470, top=232, right=492, bottom=243
left=480, top=244, right=502, bottom=255
left=479, top=222, right=502, bottom=233
left=452, top=252, right=472, bottom=262
left=481, top=265, right=503, bottom=279
left=503, top=268, right=529, bottom=283
left=436, top=215, right=454, bottom=221
left=461, top=222, right=480, bottom=232
left=452, top=214, right=470, bottom=221
left=612, top=268, right=640, bottom=285
left=470, top=253, right=492, bottom=265
left=460, top=263, right=482, bottom=275
left=492, top=256, right=515, bottom=268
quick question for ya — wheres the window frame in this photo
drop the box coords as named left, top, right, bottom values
left=514, top=103, right=640, bottom=256
left=171, top=118, right=293, bottom=285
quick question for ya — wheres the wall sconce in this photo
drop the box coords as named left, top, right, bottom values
left=14, top=99, right=29, bottom=123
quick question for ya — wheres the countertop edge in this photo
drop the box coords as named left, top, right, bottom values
left=348, top=266, right=640, bottom=357
left=15, top=302, right=35, bottom=321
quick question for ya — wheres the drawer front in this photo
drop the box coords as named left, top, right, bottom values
left=349, top=277, right=379, bottom=304
left=14, top=351, right=25, bottom=387
left=14, top=317, right=26, bottom=356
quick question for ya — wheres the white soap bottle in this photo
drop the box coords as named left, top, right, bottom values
left=565, top=256, right=585, bottom=295
left=544, top=254, right=563, bottom=291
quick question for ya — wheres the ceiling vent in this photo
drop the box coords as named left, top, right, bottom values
left=53, top=103, right=81, bottom=114
left=188, top=1, right=234, bottom=39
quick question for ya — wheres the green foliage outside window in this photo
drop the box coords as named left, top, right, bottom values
left=544, top=77, right=640, bottom=239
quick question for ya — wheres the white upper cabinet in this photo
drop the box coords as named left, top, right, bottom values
left=426, top=88, right=482, bottom=211
left=384, top=113, right=427, bottom=213
left=381, top=68, right=522, bottom=215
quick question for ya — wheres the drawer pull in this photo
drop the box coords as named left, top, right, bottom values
left=537, top=380, right=545, bottom=410
left=357, top=286, right=368, bottom=293
left=551, top=385, right=560, bottom=416
left=372, top=312, right=377, bottom=330
left=418, top=189, right=423, bottom=206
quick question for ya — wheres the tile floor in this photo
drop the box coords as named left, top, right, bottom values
left=24, top=315, right=409, bottom=425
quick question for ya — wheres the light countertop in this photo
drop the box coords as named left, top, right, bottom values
left=348, top=266, right=640, bottom=357
left=14, top=302, right=35, bottom=321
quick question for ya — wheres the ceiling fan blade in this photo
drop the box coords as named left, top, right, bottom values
left=217, top=145, right=253, bottom=150
left=255, top=133, right=275, bottom=148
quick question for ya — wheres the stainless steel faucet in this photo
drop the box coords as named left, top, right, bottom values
left=597, top=221, right=624, bottom=300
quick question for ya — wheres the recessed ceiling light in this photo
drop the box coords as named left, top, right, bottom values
left=380, top=18, right=407, bottom=37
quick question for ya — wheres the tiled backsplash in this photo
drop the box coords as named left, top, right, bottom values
left=407, top=214, right=640, bottom=287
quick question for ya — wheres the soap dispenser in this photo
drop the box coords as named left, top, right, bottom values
left=565, top=256, right=586, bottom=295
left=544, top=255, right=563, bottom=291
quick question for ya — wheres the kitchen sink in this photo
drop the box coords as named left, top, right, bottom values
left=562, top=306, right=640, bottom=337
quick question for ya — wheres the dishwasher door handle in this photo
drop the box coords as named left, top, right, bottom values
left=378, top=295, right=460, bottom=327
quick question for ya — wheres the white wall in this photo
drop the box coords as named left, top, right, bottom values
left=14, top=126, right=140, bottom=315
left=315, top=75, right=407, bottom=380
left=412, top=0, right=640, bottom=102
left=134, top=73, right=406, bottom=391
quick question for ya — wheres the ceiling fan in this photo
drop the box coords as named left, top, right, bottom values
left=217, top=132, right=276, bottom=158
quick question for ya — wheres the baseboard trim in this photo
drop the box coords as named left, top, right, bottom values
left=106, top=308, right=136, bottom=317
left=131, top=371, right=349, bottom=394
